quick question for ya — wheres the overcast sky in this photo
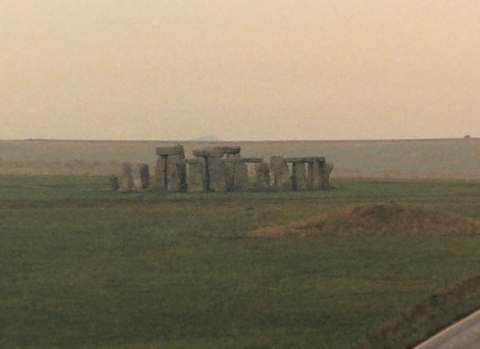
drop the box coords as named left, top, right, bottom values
left=1, top=1, right=479, bottom=141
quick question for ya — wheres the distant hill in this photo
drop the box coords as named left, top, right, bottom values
left=0, top=138, right=479, bottom=179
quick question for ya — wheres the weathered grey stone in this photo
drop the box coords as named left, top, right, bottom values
left=154, top=156, right=168, bottom=190
left=154, top=145, right=186, bottom=192
left=284, top=156, right=326, bottom=163
left=166, top=153, right=186, bottom=192
left=255, top=162, right=270, bottom=190
left=212, top=146, right=241, bottom=155
left=292, top=162, right=307, bottom=191
left=208, top=157, right=228, bottom=192
left=270, top=156, right=292, bottom=191
left=192, top=148, right=224, bottom=158
left=224, top=160, right=235, bottom=191
left=223, top=157, right=263, bottom=163
left=321, top=161, right=334, bottom=189
left=109, top=175, right=119, bottom=191
left=306, top=162, right=315, bottom=190
left=187, top=158, right=207, bottom=192
left=133, top=163, right=150, bottom=189
left=121, top=162, right=134, bottom=191
left=230, top=162, right=249, bottom=192
left=156, top=145, right=184, bottom=156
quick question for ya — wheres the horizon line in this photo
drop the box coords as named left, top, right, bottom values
left=0, top=136, right=477, bottom=143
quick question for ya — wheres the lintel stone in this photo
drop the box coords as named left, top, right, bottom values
left=212, top=146, right=241, bottom=155
left=284, top=156, right=326, bottom=163
left=223, top=157, right=264, bottom=164
left=192, top=149, right=225, bottom=158
left=156, top=145, right=185, bottom=156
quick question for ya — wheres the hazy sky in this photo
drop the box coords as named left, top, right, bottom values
left=2, top=1, right=480, bottom=141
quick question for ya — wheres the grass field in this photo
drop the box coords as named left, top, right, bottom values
left=1, top=176, right=480, bottom=348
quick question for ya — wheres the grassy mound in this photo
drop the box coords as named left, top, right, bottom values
left=354, top=273, right=480, bottom=349
left=250, top=203, right=480, bottom=237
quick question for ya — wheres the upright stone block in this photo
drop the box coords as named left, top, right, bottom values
left=270, top=156, right=292, bottom=191
left=133, top=163, right=150, bottom=189
left=306, top=162, right=315, bottom=190
left=154, top=156, right=168, bottom=190
left=186, top=159, right=206, bottom=192
left=121, top=162, right=134, bottom=191
left=154, top=145, right=186, bottom=192
left=255, top=162, right=270, bottom=190
left=224, top=161, right=236, bottom=191
left=166, top=155, right=186, bottom=192
left=109, top=175, right=119, bottom=191
left=312, top=159, right=324, bottom=190
left=208, top=157, right=228, bottom=192
left=321, top=161, right=334, bottom=189
left=292, top=162, right=307, bottom=191
left=230, top=162, right=249, bottom=192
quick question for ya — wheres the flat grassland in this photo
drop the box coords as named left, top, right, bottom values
left=1, top=176, right=480, bottom=348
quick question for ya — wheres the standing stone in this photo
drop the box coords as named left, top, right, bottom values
left=321, top=161, right=334, bottom=189
left=155, top=156, right=168, bottom=190
left=121, top=162, right=134, bottom=191
left=155, top=145, right=186, bottom=192
left=139, top=164, right=150, bottom=189
left=186, top=158, right=206, bottom=192
left=208, top=157, right=228, bottom=192
left=255, top=162, right=270, bottom=190
left=133, top=163, right=150, bottom=189
left=167, top=156, right=186, bottom=192
left=312, top=159, right=324, bottom=190
left=270, top=156, right=292, bottom=191
left=192, top=148, right=229, bottom=192
left=230, top=161, right=249, bottom=192
left=224, top=160, right=236, bottom=191
left=109, top=175, right=119, bottom=191
left=292, top=162, right=307, bottom=191
left=306, top=162, right=315, bottom=190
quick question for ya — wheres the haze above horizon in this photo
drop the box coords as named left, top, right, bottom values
left=2, top=1, right=479, bottom=141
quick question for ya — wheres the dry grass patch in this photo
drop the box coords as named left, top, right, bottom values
left=249, top=203, right=480, bottom=238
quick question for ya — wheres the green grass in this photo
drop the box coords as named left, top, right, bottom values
left=1, top=176, right=480, bottom=348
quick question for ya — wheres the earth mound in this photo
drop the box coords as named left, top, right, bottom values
left=249, top=203, right=480, bottom=238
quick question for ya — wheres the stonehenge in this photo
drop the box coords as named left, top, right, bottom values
left=118, top=144, right=334, bottom=193
left=155, top=145, right=186, bottom=192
